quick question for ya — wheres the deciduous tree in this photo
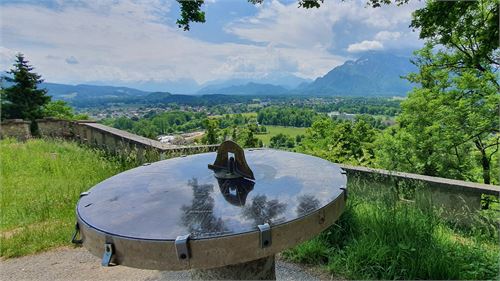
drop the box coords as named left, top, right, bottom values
left=270, top=133, right=295, bottom=149
left=299, top=118, right=377, bottom=165
left=202, top=118, right=219, bottom=144
left=376, top=44, right=499, bottom=184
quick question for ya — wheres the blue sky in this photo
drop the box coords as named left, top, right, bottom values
left=0, top=0, right=424, bottom=90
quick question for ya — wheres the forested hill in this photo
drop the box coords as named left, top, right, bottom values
left=41, top=83, right=149, bottom=99
left=298, top=53, right=416, bottom=96
left=196, top=82, right=288, bottom=96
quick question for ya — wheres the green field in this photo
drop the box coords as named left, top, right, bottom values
left=256, top=125, right=307, bottom=146
left=0, top=138, right=126, bottom=257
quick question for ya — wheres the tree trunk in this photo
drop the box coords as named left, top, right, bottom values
left=480, top=150, right=491, bottom=184
left=30, top=120, right=40, bottom=137
left=475, top=139, right=491, bottom=184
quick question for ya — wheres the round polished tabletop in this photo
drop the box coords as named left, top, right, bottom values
left=77, top=149, right=346, bottom=241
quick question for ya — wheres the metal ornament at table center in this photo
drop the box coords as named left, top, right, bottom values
left=72, top=140, right=347, bottom=280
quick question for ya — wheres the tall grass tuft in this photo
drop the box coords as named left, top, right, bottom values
left=0, top=138, right=128, bottom=257
left=284, top=179, right=500, bottom=280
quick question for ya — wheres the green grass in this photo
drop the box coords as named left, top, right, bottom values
left=0, top=138, right=127, bottom=257
left=256, top=125, right=307, bottom=146
left=2, top=138, right=499, bottom=280
left=283, top=179, right=500, bottom=280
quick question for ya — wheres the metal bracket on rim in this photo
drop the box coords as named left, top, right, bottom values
left=340, top=169, right=347, bottom=200
left=340, top=186, right=348, bottom=200
left=175, top=234, right=191, bottom=261
left=71, top=222, right=83, bottom=244
left=102, top=243, right=114, bottom=267
left=257, top=223, right=271, bottom=248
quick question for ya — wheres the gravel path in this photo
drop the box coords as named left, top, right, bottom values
left=0, top=247, right=326, bottom=281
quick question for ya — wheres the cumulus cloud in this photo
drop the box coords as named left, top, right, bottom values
left=0, top=0, right=424, bottom=85
left=347, top=40, right=384, bottom=53
left=374, top=31, right=401, bottom=41
left=226, top=0, right=422, bottom=52
left=1, top=0, right=324, bottom=83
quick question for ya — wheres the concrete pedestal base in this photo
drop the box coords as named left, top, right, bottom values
left=191, top=256, right=276, bottom=280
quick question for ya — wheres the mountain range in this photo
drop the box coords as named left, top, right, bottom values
left=197, top=82, right=288, bottom=96
left=299, top=53, right=416, bottom=96
left=2, top=52, right=417, bottom=102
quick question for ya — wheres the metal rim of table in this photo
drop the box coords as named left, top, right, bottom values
left=76, top=191, right=346, bottom=271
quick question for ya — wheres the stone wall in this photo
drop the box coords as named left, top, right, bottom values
left=73, top=121, right=218, bottom=163
left=0, top=119, right=31, bottom=141
left=30, top=118, right=218, bottom=163
left=1, top=118, right=498, bottom=217
left=37, top=118, right=73, bottom=138
left=339, top=164, right=499, bottom=221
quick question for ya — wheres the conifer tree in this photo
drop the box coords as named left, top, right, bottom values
left=1, top=53, right=51, bottom=133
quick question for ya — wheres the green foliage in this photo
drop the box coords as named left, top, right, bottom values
left=213, top=122, right=261, bottom=148
left=218, top=113, right=248, bottom=128
left=175, top=0, right=409, bottom=31
left=110, top=116, right=134, bottom=130
left=243, top=129, right=259, bottom=148
left=254, top=125, right=307, bottom=147
left=295, top=134, right=303, bottom=144
left=375, top=0, right=499, bottom=184
left=232, top=124, right=261, bottom=148
left=1, top=54, right=51, bottom=124
left=202, top=118, right=219, bottom=144
left=376, top=46, right=499, bottom=183
left=0, top=138, right=126, bottom=257
left=258, top=106, right=318, bottom=127
left=176, top=0, right=205, bottom=31
left=314, top=97, right=401, bottom=116
left=410, top=0, right=499, bottom=78
left=151, top=111, right=206, bottom=134
left=284, top=182, right=500, bottom=280
left=106, top=111, right=264, bottom=143
left=269, top=133, right=295, bottom=149
left=42, top=100, right=88, bottom=120
left=132, top=119, right=159, bottom=139
left=105, top=111, right=207, bottom=139
left=298, top=117, right=377, bottom=165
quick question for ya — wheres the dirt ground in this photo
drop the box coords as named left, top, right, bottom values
left=0, top=247, right=332, bottom=281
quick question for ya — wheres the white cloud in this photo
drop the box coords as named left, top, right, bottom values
left=0, top=0, right=424, bottom=85
left=1, top=1, right=331, bottom=83
left=226, top=1, right=336, bottom=50
left=226, top=0, right=422, bottom=51
left=347, top=40, right=384, bottom=53
left=374, top=31, right=401, bottom=41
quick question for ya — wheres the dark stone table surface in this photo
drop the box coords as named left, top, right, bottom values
left=78, top=149, right=346, bottom=240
